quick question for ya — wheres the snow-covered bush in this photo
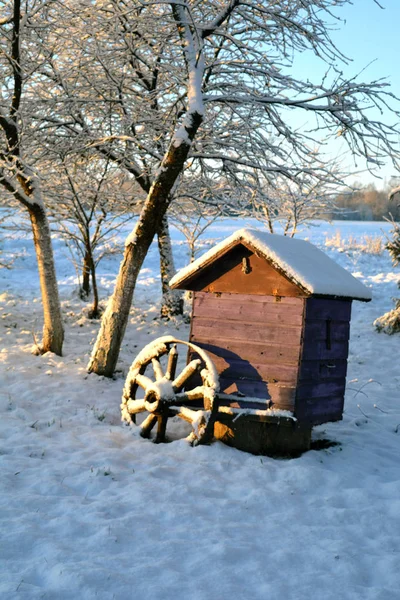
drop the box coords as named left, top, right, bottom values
left=374, top=220, right=400, bottom=334
left=385, top=221, right=400, bottom=265
left=374, top=301, right=400, bottom=335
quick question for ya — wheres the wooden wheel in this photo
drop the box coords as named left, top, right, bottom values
left=121, top=336, right=220, bottom=444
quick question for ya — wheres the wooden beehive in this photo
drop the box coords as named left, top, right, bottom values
left=170, top=228, right=371, bottom=427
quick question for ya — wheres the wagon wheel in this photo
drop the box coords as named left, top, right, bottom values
left=121, top=335, right=220, bottom=444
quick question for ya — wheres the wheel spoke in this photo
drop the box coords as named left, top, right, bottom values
left=134, top=373, right=154, bottom=390
left=126, top=399, right=147, bottom=415
left=151, top=358, right=164, bottom=381
left=154, top=414, right=168, bottom=443
left=197, top=410, right=217, bottom=445
left=171, top=406, right=198, bottom=423
left=172, top=359, right=202, bottom=392
left=165, top=344, right=178, bottom=380
left=175, top=386, right=206, bottom=402
left=140, top=414, right=158, bottom=438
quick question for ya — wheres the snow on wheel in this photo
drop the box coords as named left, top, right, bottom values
left=121, top=336, right=219, bottom=444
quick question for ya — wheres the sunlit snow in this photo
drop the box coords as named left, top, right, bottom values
left=1, top=218, right=399, bottom=599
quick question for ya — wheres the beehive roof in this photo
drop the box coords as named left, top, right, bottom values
left=170, top=228, right=372, bottom=301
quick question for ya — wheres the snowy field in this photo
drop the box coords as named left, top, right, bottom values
left=1, top=218, right=400, bottom=600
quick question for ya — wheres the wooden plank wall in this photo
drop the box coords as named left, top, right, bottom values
left=295, top=298, right=352, bottom=425
left=189, top=292, right=305, bottom=410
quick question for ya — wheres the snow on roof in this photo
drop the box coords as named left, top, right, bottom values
left=170, top=228, right=372, bottom=301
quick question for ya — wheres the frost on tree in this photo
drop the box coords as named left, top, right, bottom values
left=18, top=0, right=399, bottom=373
left=0, top=0, right=64, bottom=355
left=86, top=0, right=399, bottom=376
left=374, top=214, right=400, bottom=334
left=44, top=154, right=136, bottom=319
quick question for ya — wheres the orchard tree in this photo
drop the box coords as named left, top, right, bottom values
left=42, top=153, right=138, bottom=318
left=169, top=174, right=249, bottom=261
left=25, top=0, right=399, bottom=374
left=0, top=0, right=64, bottom=355
left=87, top=0, right=399, bottom=376
left=0, top=198, right=14, bottom=270
left=31, top=0, right=338, bottom=319
left=250, top=163, right=345, bottom=236
left=29, top=0, right=185, bottom=319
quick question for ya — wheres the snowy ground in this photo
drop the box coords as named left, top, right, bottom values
left=1, top=219, right=400, bottom=600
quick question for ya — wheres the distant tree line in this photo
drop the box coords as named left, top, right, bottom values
left=330, top=182, right=400, bottom=221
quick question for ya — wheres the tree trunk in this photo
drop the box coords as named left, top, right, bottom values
left=81, top=250, right=91, bottom=299
left=158, top=214, right=183, bottom=318
left=88, top=250, right=100, bottom=319
left=28, top=204, right=64, bottom=355
left=263, top=205, right=274, bottom=234
left=87, top=206, right=160, bottom=376
left=88, top=110, right=203, bottom=376
left=283, top=216, right=292, bottom=236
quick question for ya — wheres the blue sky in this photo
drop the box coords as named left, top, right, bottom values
left=291, top=0, right=400, bottom=188
left=329, top=0, right=400, bottom=94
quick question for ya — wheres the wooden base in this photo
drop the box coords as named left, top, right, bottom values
left=214, top=413, right=311, bottom=458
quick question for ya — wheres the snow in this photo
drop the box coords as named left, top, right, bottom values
left=172, top=125, right=190, bottom=148
left=0, top=169, right=44, bottom=209
left=146, top=378, right=175, bottom=401
left=172, top=45, right=204, bottom=149
left=217, top=405, right=297, bottom=421
left=170, top=228, right=372, bottom=301
left=1, top=217, right=400, bottom=599
left=187, top=58, right=205, bottom=117
left=124, top=230, right=137, bottom=247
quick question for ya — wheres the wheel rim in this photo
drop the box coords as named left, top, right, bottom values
left=121, top=336, right=219, bottom=443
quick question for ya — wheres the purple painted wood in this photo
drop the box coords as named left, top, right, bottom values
left=294, top=298, right=352, bottom=423
left=305, top=297, right=352, bottom=321
left=193, top=292, right=304, bottom=326
left=187, top=293, right=353, bottom=423
left=300, top=340, right=349, bottom=361
left=296, top=380, right=346, bottom=400
left=299, top=360, right=348, bottom=381
left=208, top=355, right=299, bottom=384
left=294, top=396, right=345, bottom=425
left=303, top=320, right=350, bottom=343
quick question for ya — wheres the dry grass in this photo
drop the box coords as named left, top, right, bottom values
left=325, top=230, right=384, bottom=255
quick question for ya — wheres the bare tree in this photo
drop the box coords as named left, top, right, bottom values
left=22, top=0, right=399, bottom=373
left=87, top=0, right=228, bottom=375
left=28, top=0, right=185, bottom=319
left=169, top=176, right=237, bottom=262
left=42, top=153, right=138, bottom=318
left=251, top=165, right=344, bottom=236
left=87, top=0, right=400, bottom=376
left=170, top=202, right=223, bottom=263
left=0, top=0, right=64, bottom=354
